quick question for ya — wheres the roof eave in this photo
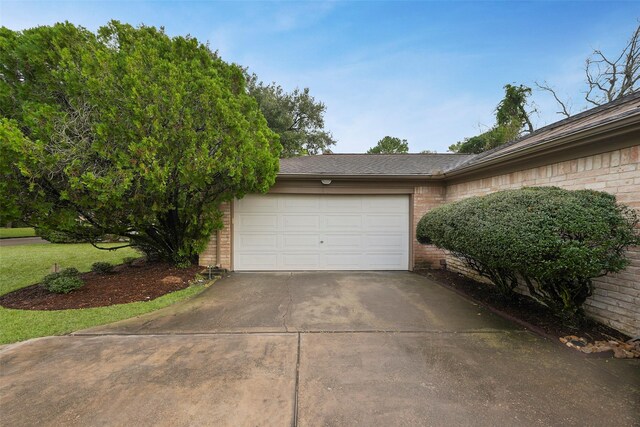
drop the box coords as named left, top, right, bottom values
left=276, top=173, right=444, bottom=180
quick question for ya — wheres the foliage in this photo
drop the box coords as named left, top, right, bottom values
left=496, top=84, right=534, bottom=133
left=367, top=136, right=409, bottom=154
left=35, top=227, right=84, bottom=243
left=0, top=119, right=27, bottom=225
left=448, top=125, right=518, bottom=155
left=91, top=261, right=114, bottom=274
left=123, top=256, right=139, bottom=265
left=43, top=276, right=85, bottom=294
left=449, top=84, right=534, bottom=154
left=42, top=267, right=84, bottom=294
left=245, top=73, right=335, bottom=157
left=417, top=187, right=639, bottom=319
left=0, top=22, right=281, bottom=265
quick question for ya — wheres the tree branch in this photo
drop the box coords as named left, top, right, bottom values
left=89, top=242, right=134, bottom=251
left=535, top=81, right=572, bottom=118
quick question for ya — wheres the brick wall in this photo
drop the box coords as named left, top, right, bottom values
left=199, top=202, right=232, bottom=269
left=445, top=146, right=640, bottom=335
left=412, top=184, right=447, bottom=268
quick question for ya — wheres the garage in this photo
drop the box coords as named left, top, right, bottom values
left=233, top=194, right=410, bottom=271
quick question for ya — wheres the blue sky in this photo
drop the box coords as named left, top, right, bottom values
left=2, top=1, right=639, bottom=152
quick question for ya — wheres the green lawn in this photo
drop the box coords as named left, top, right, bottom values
left=0, top=227, right=36, bottom=239
left=0, top=243, right=208, bottom=344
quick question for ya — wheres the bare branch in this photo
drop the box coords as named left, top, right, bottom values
left=535, top=81, right=572, bottom=118
left=584, top=22, right=640, bottom=106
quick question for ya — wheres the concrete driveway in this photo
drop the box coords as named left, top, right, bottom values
left=1, top=272, right=638, bottom=426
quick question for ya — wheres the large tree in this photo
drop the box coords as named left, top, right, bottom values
left=367, top=136, right=409, bottom=154
left=537, top=23, right=640, bottom=117
left=245, top=73, right=336, bottom=157
left=0, top=22, right=281, bottom=265
left=449, top=84, right=535, bottom=154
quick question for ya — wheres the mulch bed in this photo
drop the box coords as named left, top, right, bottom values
left=417, top=268, right=630, bottom=343
left=0, top=262, right=202, bottom=310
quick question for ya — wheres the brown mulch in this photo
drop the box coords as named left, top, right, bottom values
left=417, top=268, right=630, bottom=343
left=0, top=262, right=202, bottom=310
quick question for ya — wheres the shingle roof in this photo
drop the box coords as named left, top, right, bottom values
left=278, top=153, right=475, bottom=177
left=277, top=92, right=640, bottom=179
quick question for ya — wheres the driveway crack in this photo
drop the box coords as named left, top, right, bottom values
left=292, top=332, right=301, bottom=427
left=282, top=273, right=294, bottom=333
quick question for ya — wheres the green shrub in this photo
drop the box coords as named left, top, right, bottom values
left=58, top=267, right=80, bottom=277
left=35, top=228, right=84, bottom=244
left=42, top=268, right=85, bottom=294
left=417, top=187, right=639, bottom=320
left=91, top=262, right=114, bottom=274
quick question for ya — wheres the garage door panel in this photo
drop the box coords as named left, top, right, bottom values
left=364, top=253, right=406, bottom=269
left=281, top=253, right=321, bottom=269
left=282, top=234, right=320, bottom=249
left=234, top=195, right=409, bottom=271
left=238, top=234, right=277, bottom=249
left=237, top=214, right=278, bottom=230
left=365, top=234, right=405, bottom=248
left=236, top=253, right=278, bottom=270
left=323, top=234, right=362, bottom=248
left=323, top=253, right=364, bottom=269
left=282, top=215, right=320, bottom=232
left=282, top=197, right=321, bottom=211
left=324, top=215, right=363, bottom=229
left=364, top=196, right=409, bottom=212
left=236, top=197, right=278, bottom=212
left=325, top=197, right=362, bottom=210
left=365, top=214, right=406, bottom=229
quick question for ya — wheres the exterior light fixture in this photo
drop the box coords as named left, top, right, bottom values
left=321, top=179, right=332, bottom=185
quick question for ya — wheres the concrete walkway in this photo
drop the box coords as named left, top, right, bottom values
left=1, top=272, right=638, bottom=426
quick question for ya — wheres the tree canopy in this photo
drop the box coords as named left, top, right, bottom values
left=0, top=21, right=281, bottom=265
left=245, top=73, right=336, bottom=157
left=449, top=84, right=535, bottom=154
left=367, top=136, right=409, bottom=154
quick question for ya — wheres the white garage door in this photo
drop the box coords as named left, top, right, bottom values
left=233, top=194, right=409, bottom=271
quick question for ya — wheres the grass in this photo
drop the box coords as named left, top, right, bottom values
left=0, top=243, right=208, bottom=344
left=0, top=285, right=206, bottom=344
left=0, top=243, right=140, bottom=296
left=0, top=227, right=36, bottom=239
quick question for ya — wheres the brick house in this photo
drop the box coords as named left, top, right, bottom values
left=201, top=93, right=640, bottom=336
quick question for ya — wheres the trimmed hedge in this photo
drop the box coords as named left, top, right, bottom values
left=417, top=187, right=639, bottom=319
